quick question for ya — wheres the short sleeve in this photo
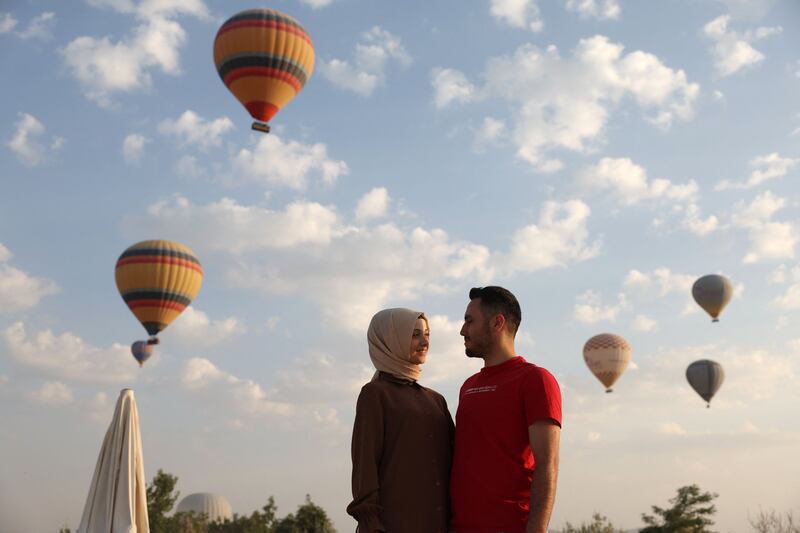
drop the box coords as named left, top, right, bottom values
left=523, top=367, right=562, bottom=428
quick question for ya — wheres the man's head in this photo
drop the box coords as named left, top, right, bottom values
left=460, top=286, right=521, bottom=358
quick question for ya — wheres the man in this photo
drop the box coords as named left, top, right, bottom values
left=450, top=286, right=562, bottom=533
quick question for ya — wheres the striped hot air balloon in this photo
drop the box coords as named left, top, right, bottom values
left=583, top=333, right=632, bottom=393
left=115, top=240, right=203, bottom=345
left=214, top=8, right=315, bottom=133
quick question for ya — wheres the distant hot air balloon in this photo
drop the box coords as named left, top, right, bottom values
left=131, top=341, right=154, bottom=367
left=214, top=8, right=315, bottom=133
left=115, top=240, right=203, bottom=345
left=583, top=333, right=632, bottom=393
left=692, top=274, right=733, bottom=322
left=686, top=359, right=725, bottom=408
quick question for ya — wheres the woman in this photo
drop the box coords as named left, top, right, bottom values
left=346, top=308, right=454, bottom=533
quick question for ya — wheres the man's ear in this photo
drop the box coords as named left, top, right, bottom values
left=492, top=313, right=506, bottom=333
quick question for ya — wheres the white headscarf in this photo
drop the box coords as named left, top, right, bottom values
left=367, top=308, right=428, bottom=382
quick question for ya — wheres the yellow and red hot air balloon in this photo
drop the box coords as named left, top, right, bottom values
left=115, top=240, right=203, bottom=352
left=583, top=333, right=632, bottom=393
left=214, top=8, right=315, bottom=133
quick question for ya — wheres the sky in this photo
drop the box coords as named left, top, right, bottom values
left=1, top=0, right=800, bottom=531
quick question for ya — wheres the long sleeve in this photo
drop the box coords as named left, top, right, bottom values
left=346, top=385, right=386, bottom=532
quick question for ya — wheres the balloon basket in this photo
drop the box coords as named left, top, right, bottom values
left=146, top=337, right=160, bottom=346
left=251, top=121, right=270, bottom=134
left=138, top=362, right=143, bottom=368
left=712, top=318, right=719, bottom=323
left=605, top=388, right=613, bottom=393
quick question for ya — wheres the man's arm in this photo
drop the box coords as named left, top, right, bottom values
left=526, top=421, right=561, bottom=533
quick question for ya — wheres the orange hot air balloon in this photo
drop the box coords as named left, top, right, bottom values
left=583, top=333, right=632, bottom=393
left=115, top=240, right=203, bottom=345
left=214, top=8, right=315, bottom=133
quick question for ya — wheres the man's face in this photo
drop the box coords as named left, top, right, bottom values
left=460, top=298, right=492, bottom=358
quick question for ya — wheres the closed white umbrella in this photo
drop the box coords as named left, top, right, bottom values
left=78, top=388, right=149, bottom=533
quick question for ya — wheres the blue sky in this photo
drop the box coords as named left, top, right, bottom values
left=1, top=0, right=800, bottom=531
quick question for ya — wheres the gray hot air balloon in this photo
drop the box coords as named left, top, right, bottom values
left=692, top=274, right=733, bottom=322
left=686, top=359, right=725, bottom=408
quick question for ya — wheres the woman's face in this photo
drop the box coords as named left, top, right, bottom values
left=409, top=317, right=430, bottom=364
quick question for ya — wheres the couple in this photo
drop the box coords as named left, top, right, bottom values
left=346, top=286, right=562, bottom=533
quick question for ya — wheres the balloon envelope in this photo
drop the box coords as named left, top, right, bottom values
left=131, top=341, right=154, bottom=367
left=115, top=240, right=203, bottom=338
left=583, top=333, right=632, bottom=392
left=686, top=359, right=725, bottom=406
left=692, top=274, right=733, bottom=322
left=214, top=8, right=315, bottom=124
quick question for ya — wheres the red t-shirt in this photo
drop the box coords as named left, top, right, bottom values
left=449, top=356, right=562, bottom=533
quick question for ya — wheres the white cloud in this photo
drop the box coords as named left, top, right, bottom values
left=632, top=314, right=657, bottom=332
left=17, top=12, right=56, bottom=40
left=0, top=244, right=58, bottom=312
left=129, top=196, right=342, bottom=253
left=434, top=36, right=698, bottom=171
left=732, top=191, right=797, bottom=263
left=62, top=0, right=208, bottom=105
left=231, top=134, right=348, bottom=189
left=122, top=133, right=149, bottom=164
left=501, top=200, right=601, bottom=273
left=716, top=153, right=799, bottom=190
left=133, top=195, right=600, bottom=331
left=703, top=15, right=782, bottom=76
left=659, top=422, right=687, bottom=435
left=573, top=290, right=628, bottom=323
left=431, top=68, right=478, bottom=109
left=174, top=155, right=204, bottom=178
left=29, top=381, right=73, bottom=406
left=681, top=203, right=719, bottom=236
left=7, top=112, right=52, bottom=167
left=3, top=322, right=137, bottom=383
left=473, top=117, right=507, bottom=151
left=0, top=12, right=18, bottom=33
left=623, top=267, right=696, bottom=297
left=490, top=0, right=543, bottom=31
left=565, top=0, right=620, bottom=20
left=298, top=0, right=333, bottom=7
left=168, top=306, right=245, bottom=347
left=182, top=357, right=294, bottom=416
left=355, top=188, right=390, bottom=221
left=158, top=110, right=233, bottom=149
left=321, top=26, right=411, bottom=96
left=580, top=157, right=698, bottom=206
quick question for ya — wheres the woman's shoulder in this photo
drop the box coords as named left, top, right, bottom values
left=419, top=384, right=447, bottom=402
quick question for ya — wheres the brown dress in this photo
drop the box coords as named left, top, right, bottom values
left=347, top=372, right=455, bottom=533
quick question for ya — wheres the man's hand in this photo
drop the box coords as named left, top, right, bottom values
left=526, top=421, right=560, bottom=533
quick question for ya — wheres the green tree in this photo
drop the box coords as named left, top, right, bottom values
left=273, top=495, right=336, bottom=533
left=640, top=484, right=718, bottom=533
left=556, top=512, right=625, bottom=533
left=147, top=469, right=181, bottom=533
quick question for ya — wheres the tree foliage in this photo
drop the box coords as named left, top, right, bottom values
left=749, top=509, right=800, bottom=533
left=140, top=470, right=336, bottom=533
left=640, top=484, right=718, bottom=533
left=147, top=469, right=181, bottom=533
left=555, top=512, right=625, bottom=533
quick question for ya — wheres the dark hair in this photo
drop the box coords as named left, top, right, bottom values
left=468, top=286, right=521, bottom=336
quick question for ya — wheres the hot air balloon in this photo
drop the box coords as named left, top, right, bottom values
left=686, top=359, right=724, bottom=408
left=583, top=333, right=632, bottom=393
left=131, top=341, right=154, bottom=367
left=115, top=240, right=203, bottom=345
left=214, top=8, right=315, bottom=133
left=692, top=274, right=733, bottom=322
